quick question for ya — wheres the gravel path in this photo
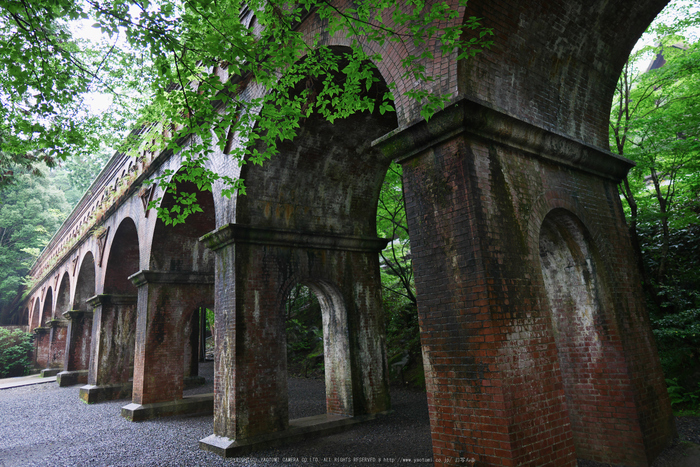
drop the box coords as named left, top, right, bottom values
left=2, top=363, right=700, bottom=467
left=0, top=363, right=433, bottom=467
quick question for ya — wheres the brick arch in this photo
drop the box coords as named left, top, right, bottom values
left=104, top=217, right=140, bottom=294
left=149, top=174, right=216, bottom=273
left=55, top=271, right=71, bottom=318
left=236, top=46, right=399, bottom=236
left=458, top=0, right=669, bottom=147
left=293, top=27, right=432, bottom=126
left=74, top=251, right=96, bottom=311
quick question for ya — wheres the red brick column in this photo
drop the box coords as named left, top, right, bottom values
left=129, top=270, right=214, bottom=405
left=62, top=310, right=93, bottom=372
left=83, top=294, right=137, bottom=398
left=200, top=225, right=390, bottom=447
left=47, top=319, right=68, bottom=369
left=374, top=99, right=674, bottom=466
left=33, top=327, right=50, bottom=368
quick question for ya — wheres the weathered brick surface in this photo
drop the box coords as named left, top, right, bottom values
left=131, top=271, right=213, bottom=405
left=33, top=328, right=50, bottom=369
left=380, top=99, right=674, bottom=466
left=87, top=294, right=137, bottom=388
left=63, top=310, right=93, bottom=372
left=203, top=226, right=390, bottom=440
left=47, top=322, right=68, bottom=369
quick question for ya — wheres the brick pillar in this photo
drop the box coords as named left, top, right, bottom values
left=200, top=224, right=390, bottom=452
left=57, top=310, right=93, bottom=386
left=33, top=327, right=50, bottom=368
left=62, top=310, right=93, bottom=372
left=128, top=271, right=214, bottom=405
left=80, top=294, right=137, bottom=402
left=47, top=319, right=68, bottom=368
left=374, top=99, right=674, bottom=466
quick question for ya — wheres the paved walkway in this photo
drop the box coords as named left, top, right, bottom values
left=0, top=374, right=57, bottom=390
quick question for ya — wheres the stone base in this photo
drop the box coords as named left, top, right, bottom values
left=200, top=411, right=391, bottom=457
left=56, top=370, right=88, bottom=387
left=184, top=375, right=206, bottom=389
left=121, top=393, right=214, bottom=421
left=79, top=383, right=132, bottom=404
left=40, top=368, right=61, bottom=377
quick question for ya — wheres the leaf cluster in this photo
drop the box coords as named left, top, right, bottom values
left=74, top=0, right=492, bottom=225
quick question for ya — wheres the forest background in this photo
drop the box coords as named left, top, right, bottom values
left=0, top=0, right=699, bottom=405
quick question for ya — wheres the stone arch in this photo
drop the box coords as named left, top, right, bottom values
left=538, top=208, right=643, bottom=464
left=124, top=174, right=217, bottom=409
left=55, top=272, right=71, bottom=318
left=60, top=251, right=97, bottom=384
left=74, top=252, right=96, bottom=311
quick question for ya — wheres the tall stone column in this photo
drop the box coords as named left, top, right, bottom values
left=79, top=294, right=137, bottom=403
left=374, top=99, right=674, bottom=466
left=199, top=224, right=390, bottom=456
left=120, top=271, right=214, bottom=421
left=57, top=309, right=93, bottom=386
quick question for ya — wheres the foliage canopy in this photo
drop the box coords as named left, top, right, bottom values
left=0, top=0, right=493, bottom=225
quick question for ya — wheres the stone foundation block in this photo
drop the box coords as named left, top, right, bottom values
left=79, top=383, right=132, bottom=404
left=121, top=393, right=214, bottom=421
left=200, top=411, right=391, bottom=457
left=56, top=370, right=88, bottom=387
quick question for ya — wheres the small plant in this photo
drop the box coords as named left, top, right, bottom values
left=0, top=328, right=34, bottom=378
left=665, top=377, right=700, bottom=414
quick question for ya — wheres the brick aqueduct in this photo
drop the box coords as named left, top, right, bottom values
left=18, top=0, right=677, bottom=465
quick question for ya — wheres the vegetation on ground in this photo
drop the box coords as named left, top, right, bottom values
left=0, top=328, right=33, bottom=378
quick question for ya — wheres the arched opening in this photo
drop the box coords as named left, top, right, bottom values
left=539, top=208, right=635, bottom=463
left=150, top=178, right=215, bottom=272
left=40, top=288, right=53, bottom=327
left=284, top=281, right=354, bottom=419
left=30, top=299, right=40, bottom=330
left=55, top=273, right=70, bottom=318
left=237, top=46, right=399, bottom=237
left=104, top=218, right=140, bottom=295
left=21, top=307, right=29, bottom=326
left=34, top=288, right=54, bottom=368
left=74, top=252, right=96, bottom=311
